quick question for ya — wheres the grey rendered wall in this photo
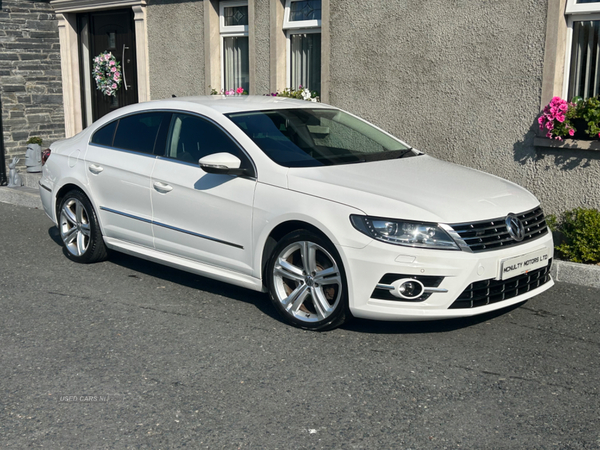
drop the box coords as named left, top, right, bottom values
left=146, top=0, right=205, bottom=99
left=327, top=0, right=600, bottom=216
left=252, top=0, right=270, bottom=94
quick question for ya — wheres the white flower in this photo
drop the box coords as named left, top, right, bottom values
left=301, top=88, right=312, bottom=101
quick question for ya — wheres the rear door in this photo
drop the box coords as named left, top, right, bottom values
left=85, top=111, right=170, bottom=248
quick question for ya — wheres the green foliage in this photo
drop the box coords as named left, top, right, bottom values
left=574, top=97, right=600, bottom=138
left=551, top=208, right=600, bottom=264
left=27, top=136, right=43, bottom=146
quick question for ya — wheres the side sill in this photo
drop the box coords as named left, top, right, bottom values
left=534, top=137, right=600, bottom=151
left=103, top=237, right=267, bottom=293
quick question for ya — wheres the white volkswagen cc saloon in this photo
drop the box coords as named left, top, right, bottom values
left=39, top=96, right=554, bottom=330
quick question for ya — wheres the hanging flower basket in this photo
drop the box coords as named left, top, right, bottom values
left=92, top=51, right=122, bottom=97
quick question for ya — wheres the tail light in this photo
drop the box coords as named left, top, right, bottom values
left=41, top=148, right=51, bottom=165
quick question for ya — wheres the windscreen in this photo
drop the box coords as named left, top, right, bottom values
left=225, top=108, right=413, bottom=167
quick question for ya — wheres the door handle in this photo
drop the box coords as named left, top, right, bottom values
left=122, top=44, right=129, bottom=91
left=153, top=181, right=173, bottom=193
left=89, top=164, right=104, bottom=174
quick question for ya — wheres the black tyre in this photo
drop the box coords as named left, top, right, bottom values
left=266, top=230, right=349, bottom=331
left=58, top=190, right=108, bottom=263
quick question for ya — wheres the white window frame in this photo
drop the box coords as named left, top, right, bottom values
left=565, top=0, right=600, bottom=14
left=283, top=0, right=321, bottom=90
left=563, top=1, right=600, bottom=98
left=219, top=0, right=249, bottom=91
left=283, top=0, right=321, bottom=29
left=219, top=0, right=248, bottom=34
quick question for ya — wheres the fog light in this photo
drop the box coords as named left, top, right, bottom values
left=390, top=278, right=425, bottom=299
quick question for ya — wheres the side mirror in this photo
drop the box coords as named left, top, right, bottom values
left=199, top=152, right=247, bottom=176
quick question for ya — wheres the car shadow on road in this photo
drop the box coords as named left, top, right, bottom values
left=47, top=225, right=526, bottom=335
left=105, top=247, right=280, bottom=321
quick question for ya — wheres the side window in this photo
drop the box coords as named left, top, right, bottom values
left=113, top=112, right=169, bottom=154
left=166, top=113, right=245, bottom=164
left=91, top=120, right=117, bottom=147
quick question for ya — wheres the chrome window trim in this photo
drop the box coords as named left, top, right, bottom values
left=89, top=108, right=258, bottom=178
left=100, top=206, right=244, bottom=249
left=154, top=155, right=257, bottom=180
left=89, top=143, right=160, bottom=159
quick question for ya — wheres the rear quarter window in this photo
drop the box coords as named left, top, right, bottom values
left=90, top=120, right=117, bottom=147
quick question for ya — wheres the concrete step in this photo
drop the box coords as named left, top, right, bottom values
left=0, top=185, right=43, bottom=209
left=21, top=172, right=43, bottom=189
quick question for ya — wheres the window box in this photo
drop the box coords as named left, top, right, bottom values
left=534, top=136, right=600, bottom=151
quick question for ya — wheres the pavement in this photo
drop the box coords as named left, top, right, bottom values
left=1, top=172, right=599, bottom=289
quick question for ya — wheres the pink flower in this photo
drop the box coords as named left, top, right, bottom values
left=555, top=113, right=565, bottom=123
left=112, top=83, right=117, bottom=89
left=226, top=89, right=234, bottom=96
left=109, top=60, right=116, bottom=66
left=236, top=87, right=244, bottom=94
left=569, top=128, right=575, bottom=136
left=111, top=67, right=116, bottom=73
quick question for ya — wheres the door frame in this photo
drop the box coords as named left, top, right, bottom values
left=51, top=0, right=150, bottom=137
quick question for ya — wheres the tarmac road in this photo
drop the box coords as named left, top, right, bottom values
left=1, top=202, right=599, bottom=449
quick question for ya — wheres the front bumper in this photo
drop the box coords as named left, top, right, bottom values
left=342, top=231, right=554, bottom=321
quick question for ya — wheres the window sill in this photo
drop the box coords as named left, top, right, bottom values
left=534, top=137, right=600, bottom=151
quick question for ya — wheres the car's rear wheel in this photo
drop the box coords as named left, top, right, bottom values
left=58, top=190, right=107, bottom=263
left=267, top=230, right=349, bottom=331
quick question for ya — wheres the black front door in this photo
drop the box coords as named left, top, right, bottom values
left=80, top=9, right=139, bottom=123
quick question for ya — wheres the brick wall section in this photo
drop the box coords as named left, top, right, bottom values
left=0, top=0, right=65, bottom=167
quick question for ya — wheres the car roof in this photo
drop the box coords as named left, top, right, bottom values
left=142, top=95, right=335, bottom=114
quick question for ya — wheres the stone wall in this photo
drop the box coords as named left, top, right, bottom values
left=0, top=0, right=65, bottom=168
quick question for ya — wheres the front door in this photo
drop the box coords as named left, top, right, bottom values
left=79, top=9, right=139, bottom=124
left=150, top=113, right=257, bottom=275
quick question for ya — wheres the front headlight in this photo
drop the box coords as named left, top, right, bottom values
left=350, top=215, right=459, bottom=250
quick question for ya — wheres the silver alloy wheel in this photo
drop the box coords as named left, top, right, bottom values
left=272, top=240, right=343, bottom=323
left=59, top=198, right=91, bottom=257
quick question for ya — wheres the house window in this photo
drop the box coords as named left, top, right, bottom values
left=220, top=1, right=249, bottom=93
left=283, top=0, right=321, bottom=94
left=565, top=0, right=600, bottom=99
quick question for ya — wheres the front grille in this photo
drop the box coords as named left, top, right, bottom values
left=450, top=207, right=548, bottom=252
left=449, top=260, right=552, bottom=309
left=372, top=274, right=444, bottom=302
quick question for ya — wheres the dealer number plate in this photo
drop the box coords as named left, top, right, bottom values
left=500, top=249, right=550, bottom=280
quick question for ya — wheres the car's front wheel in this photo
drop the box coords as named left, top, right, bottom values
left=58, top=190, right=107, bottom=263
left=267, top=230, right=349, bottom=331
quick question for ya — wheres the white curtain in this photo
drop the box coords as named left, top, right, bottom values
left=290, top=33, right=321, bottom=93
left=223, top=36, right=249, bottom=92
left=569, top=20, right=600, bottom=99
